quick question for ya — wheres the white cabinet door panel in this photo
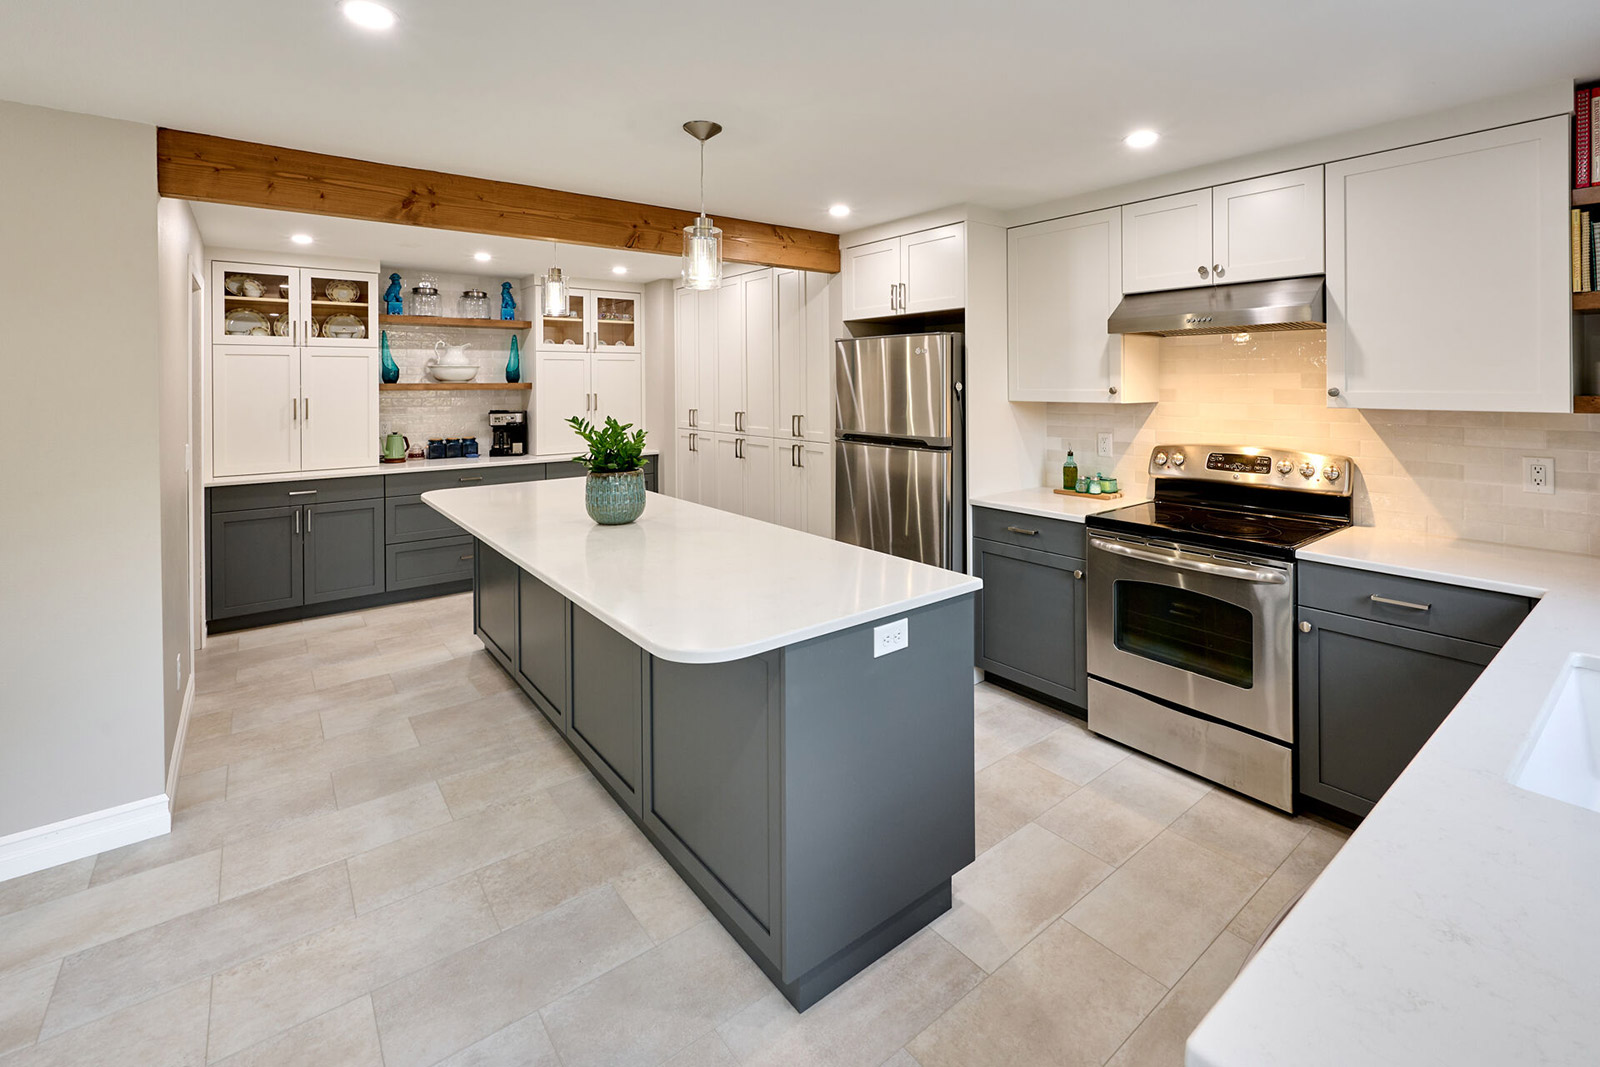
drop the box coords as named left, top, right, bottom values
left=1122, top=189, right=1213, bottom=293
left=738, top=436, right=779, bottom=524
left=776, top=269, right=805, bottom=440
left=901, top=224, right=966, bottom=313
left=842, top=238, right=899, bottom=319
left=592, top=351, right=642, bottom=432
left=778, top=441, right=832, bottom=536
left=712, top=433, right=743, bottom=514
left=674, top=428, right=709, bottom=505
left=535, top=350, right=591, bottom=455
left=714, top=280, right=745, bottom=433
left=299, top=347, right=374, bottom=471
left=674, top=286, right=698, bottom=428
left=695, top=288, right=718, bottom=431
left=1213, top=166, right=1324, bottom=283
left=1325, top=117, right=1569, bottom=412
left=741, top=271, right=778, bottom=436
left=213, top=345, right=299, bottom=477
left=802, top=271, right=835, bottom=442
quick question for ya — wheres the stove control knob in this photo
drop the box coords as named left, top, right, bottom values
left=1299, top=462, right=1316, bottom=479
left=1153, top=451, right=1168, bottom=467
left=1322, top=465, right=1341, bottom=482
left=1171, top=451, right=1186, bottom=467
left=1276, top=459, right=1293, bottom=476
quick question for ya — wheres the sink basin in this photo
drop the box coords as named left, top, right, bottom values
left=1512, top=654, right=1600, bottom=813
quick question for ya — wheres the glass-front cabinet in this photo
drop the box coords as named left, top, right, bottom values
left=537, top=286, right=639, bottom=353
left=593, top=291, right=638, bottom=352
left=213, top=262, right=377, bottom=348
left=303, top=270, right=376, bottom=348
left=539, top=291, right=588, bottom=349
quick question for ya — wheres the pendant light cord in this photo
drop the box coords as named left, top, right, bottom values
left=699, top=140, right=706, bottom=220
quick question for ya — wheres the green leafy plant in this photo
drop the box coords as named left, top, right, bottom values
left=567, top=415, right=647, bottom=473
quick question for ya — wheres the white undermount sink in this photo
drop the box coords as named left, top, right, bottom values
left=1512, top=655, right=1600, bottom=813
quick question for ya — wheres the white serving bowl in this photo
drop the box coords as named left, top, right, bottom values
left=427, top=363, right=480, bottom=382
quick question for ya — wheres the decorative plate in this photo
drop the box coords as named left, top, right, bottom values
left=324, top=279, right=362, bottom=302
left=323, top=313, right=366, bottom=339
left=224, top=274, right=244, bottom=296
left=271, top=316, right=289, bottom=336
left=224, top=308, right=270, bottom=336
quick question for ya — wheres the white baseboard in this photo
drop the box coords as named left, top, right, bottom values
left=165, top=671, right=197, bottom=801
left=0, top=795, right=171, bottom=884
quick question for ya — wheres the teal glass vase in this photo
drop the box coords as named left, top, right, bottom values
left=585, top=470, right=646, bottom=525
left=505, top=334, right=521, bottom=383
left=380, top=331, right=400, bottom=384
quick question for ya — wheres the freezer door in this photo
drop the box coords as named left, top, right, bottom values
left=835, top=439, right=951, bottom=567
left=835, top=334, right=953, bottom=443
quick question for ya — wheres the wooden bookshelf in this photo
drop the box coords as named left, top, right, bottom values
left=380, top=315, right=533, bottom=331
left=1573, top=292, right=1600, bottom=312
left=1575, top=186, right=1600, bottom=208
left=1575, top=395, right=1600, bottom=413
left=380, top=382, right=531, bottom=391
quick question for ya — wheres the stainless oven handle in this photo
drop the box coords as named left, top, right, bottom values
left=1088, top=536, right=1289, bottom=585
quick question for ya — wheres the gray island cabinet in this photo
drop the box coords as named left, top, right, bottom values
left=428, top=480, right=981, bottom=1010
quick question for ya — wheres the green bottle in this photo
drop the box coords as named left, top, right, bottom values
left=1062, top=448, right=1078, bottom=491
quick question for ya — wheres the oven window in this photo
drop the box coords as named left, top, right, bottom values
left=1112, top=580, right=1254, bottom=689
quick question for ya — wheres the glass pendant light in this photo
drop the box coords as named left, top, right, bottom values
left=681, top=120, right=724, bottom=291
left=542, top=241, right=569, bottom=318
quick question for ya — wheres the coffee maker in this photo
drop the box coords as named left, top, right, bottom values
left=487, top=410, right=528, bottom=457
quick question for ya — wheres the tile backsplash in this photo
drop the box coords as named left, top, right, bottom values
left=1044, top=332, right=1600, bottom=555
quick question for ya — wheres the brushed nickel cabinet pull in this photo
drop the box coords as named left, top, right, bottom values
left=459, top=554, right=474, bottom=561
left=1006, top=526, right=1039, bottom=536
left=303, top=397, right=309, bottom=420
left=458, top=476, right=484, bottom=482
left=1370, top=594, right=1431, bottom=612
left=292, top=398, right=297, bottom=422
left=293, top=509, right=300, bottom=535
left=287, top=489, right=317, bottom=496
left=305, top=506, right=312, bottom=532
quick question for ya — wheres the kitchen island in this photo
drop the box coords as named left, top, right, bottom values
left=422, top=479, right=982, bottom=1010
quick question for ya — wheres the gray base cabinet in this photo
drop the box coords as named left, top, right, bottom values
left=386, top=536, right=475, bottom=591
left=1297, top=562, right=1533, bottom=818
left=474, top=542, right=521, bottom=666
left=972, top=508, right=1088, bottom=708
left=304, top=498, right=384, bottom=605
left=569, top=606, right=645, bottom=811
left=209, top=505, right=304, bottom=619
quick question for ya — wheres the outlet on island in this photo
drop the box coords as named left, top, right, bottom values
left=874, top=617, right=909, bottom=658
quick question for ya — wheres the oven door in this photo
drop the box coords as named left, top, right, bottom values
left=1086, top=533, right=1295, bottom=742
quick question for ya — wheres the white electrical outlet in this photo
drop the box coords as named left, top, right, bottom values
left=1523, top=456, right=1555, bottom=495
left=873, top=617, right=909, bottom=658
left=1097, top=432, right=1113, bottom=458
left=174, top=653, right=183, bottom=691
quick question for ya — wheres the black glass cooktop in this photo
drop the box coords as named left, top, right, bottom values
left=1087, top=500, right=1348, bottom=560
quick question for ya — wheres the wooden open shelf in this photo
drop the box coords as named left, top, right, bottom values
left=224, top=295, right=289, bottom=304
left=380, top=315, right=533, bottom=331
left=1575, top=395, right=1600, bottom=413
left=1575, top=186, right=1600, bottom=207
left=1574, top=292, right=1600, bottom=312
left=381, top=382, right=531, bottom=391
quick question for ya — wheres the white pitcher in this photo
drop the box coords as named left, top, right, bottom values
left=432, top=340, right=471, bottom=365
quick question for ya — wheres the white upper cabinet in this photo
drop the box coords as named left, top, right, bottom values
left=740, top=272, right=778, bottom=436
left=777, top=270, right=837, bottom=443
left=1325, top=117, right=1570, bottom=412
left=1212, top=166, right=1324, bottom=284
left=1008, top=207, right=1157, bottom=404
left=591, top=349, right=643, bottom=433
left=674, top=286, right=700, bottom=429
left=538, top=287, right=639, bottom=353
left=534, top=280, right=645, bottom=451
left=841, top=222, right=966, bottom=319
left=533, top=348, right=592, bottom=454
left=1122, top=190, right=1213, bottom=293
left=213, top=346, right=300, bottom=477
left=299, top=347, right=377, bottom=470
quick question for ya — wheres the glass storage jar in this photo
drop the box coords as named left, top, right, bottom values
left=410, top=274, right=441, bottom=316
left=460, top=289, right=489, bottom=318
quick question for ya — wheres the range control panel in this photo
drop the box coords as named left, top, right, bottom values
left=1147, top=444, right=1353, bottom=495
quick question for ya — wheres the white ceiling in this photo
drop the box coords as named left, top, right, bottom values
left=3, top=1, right=1598, bottom=233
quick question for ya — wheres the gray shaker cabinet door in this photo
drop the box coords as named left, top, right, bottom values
left=303, top=499, right=385, bottom=605
left=569, top=606, right=644, bottom=810
left=973, top=538, right=1087, bottom=708
left=1297, top=606, right=1496, bottom=817
left=208, top=505, right=303, bottom=619
left=517, top=571, right=570, bottom=730
left=474, top=540, right=520, bottom=668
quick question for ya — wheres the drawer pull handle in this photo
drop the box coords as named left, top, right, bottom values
left=287, top=490, right=317, bottom=496
left=459, top=554, right=474, bottom=560
left=1006, top=526, right=1039, bottom=536
left=1370, top=594, right=1431, bottom=612
left=458, top=476, right=484, bottom=482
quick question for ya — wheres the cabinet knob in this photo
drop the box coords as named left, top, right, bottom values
left=1213, top=263, right=1225, bottom=278
left=1298, top=621, right=1312, bottom=633
left=1197, top=265, right=1210, bottom=279
left=1108, top=386, right=1118, bottom=395
left=1073, top=569, right=1084, bottom=580
left=1327, top=387, right=1341, bottom=398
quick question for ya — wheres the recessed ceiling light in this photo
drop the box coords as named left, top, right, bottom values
left=828, top=204, right=851, bottom=218
left=341, top=1, right=396, bottom=31
left=1123, top=129, right=1159, bottom=149
left=473, top=251, right=492, bottom=262
left=611, top=266, right=628, bottom=275
left=290, top=233, right=314, bottom=245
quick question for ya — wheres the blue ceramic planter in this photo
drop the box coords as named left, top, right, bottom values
left=585, top=469, right=646, bottom=525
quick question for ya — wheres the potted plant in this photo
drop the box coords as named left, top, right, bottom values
left=567, top=415, right=649, bottom=525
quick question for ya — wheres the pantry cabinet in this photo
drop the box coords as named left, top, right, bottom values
left=713, top=434, right=778, bottom=524
left=716, top=271, right=778, bottom=436
left=1008, top=207, right=1158, bottom=403
left=675, top=287, right=718, bottom=430
left=776, top=270, right=836, bottom=443
left=535, top=282, right=644, bottom=453
left=842, top=223, right=965, bottom=319
left=776, top=441, right=832, bottom=537
left=674, top=428, right=712, bottom=505
left=1324, top=117, right=1570, bottom=412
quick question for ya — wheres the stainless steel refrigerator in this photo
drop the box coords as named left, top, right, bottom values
left=834, top=333, right=965, bottom=570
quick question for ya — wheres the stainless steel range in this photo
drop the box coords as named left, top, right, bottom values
left=1085, top=445, right=1354, bottom=811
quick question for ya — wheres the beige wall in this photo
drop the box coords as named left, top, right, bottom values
left=1044, top=332, right=1600, bottom=555
left=0, top=100, right=165, bottom=835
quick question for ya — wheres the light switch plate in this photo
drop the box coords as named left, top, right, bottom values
left=874, top=617, right=909, bottom=658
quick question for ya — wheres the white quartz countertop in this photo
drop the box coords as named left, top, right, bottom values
left=1189, top=527, right=1600, bottom=1067
left=422, top=479, right=981, bottom=664
left=205, top=450, right=657, bottom=487
left=970, top=486, right=1143, bottom=523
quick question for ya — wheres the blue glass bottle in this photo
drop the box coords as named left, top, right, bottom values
left=379, top=331, right=400, bottom=384
left=505, top=334, right=521, bottom=383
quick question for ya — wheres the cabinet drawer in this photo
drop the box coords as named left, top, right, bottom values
left=1298, top=562, right=1532, bottom=647
left=385, top=535, right=476, bottom=591
left=385, top=494, right=466, bottom=543
left=972, top=507, right=1085, bottom=557
left=210, top=476, right=384, bottom=512
left=385, top=463, right=545, bottom=496
left=543, top=460, right=588, bottom=480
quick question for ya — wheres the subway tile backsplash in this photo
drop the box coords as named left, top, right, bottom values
left=1044, top=332, right=1600, bottom=555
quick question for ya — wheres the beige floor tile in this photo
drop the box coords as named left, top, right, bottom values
left=388, top=649, right=516, bottom=698
left=178, top=712, right=325, bottom=776
left=370, top=886, right=653, bottom=1067
left=201, top=632, right=242, bottom=654
left=477, top=823, right=660, bottom=930
left=1167, top=789, right=1312, bottom=876
left=328, top=719, right=547, bottom=811
left=973, top=754, right=1077, bottom=855
left=971, top=689, right=1067, bottom=771
left=0, top=977, right=209, bottom=1067
left=346, top=789, right=570, bottom=915
left=184, top=709, right=233, bottom=744
left=1105, top=931, right=1251, bottom=1067
left=664, top=1031, right=740, bottom=1067
left=41, top=864, right=353, bottom=1038
left=407, top=689, right=553, bottom=747
left=219, top=782, right=450, bottom=900
left=1065, top=831, right=1264, bottom=986
left=0, top=961, right=59, bottom=1056
left=541, top=920, right=771, bottom=1067
left=207, top=874, right=497, bottom=1061
left=878, top=1052, right=922, bottom=1067
left=434, top=1013, right=561, bottom=1067
left=195, top=638, right=312, bottom=677
left=310, top=641, right=454, bottom=690
left=1035, top=757, right=1211, bottom=867
left=230, top=675, right=396, bottom=735
left=934, top=823, right=1112, bottom=973
left=907, top=921, right=1166, bottom=1067
left=211, top=996, right=383, bottom=1067
left=724, top=928, right=983, bottom=1067
left=1227, top=824, right=1347, bottom=944
left=224, top=718, right=419, bottom=799
left=545, top=774, right=636, bottom=833
left=613, top=861, right=712, bottom=944
left=90, top=776, right=336, bottom=886
left=172, top=766, right=228, bottom=812
left=0, top=850, right=220, bottom=979
left=0, top=859, right=93, bottom=920
left=192, top=670, right=317, bottom=712
left=317, top=675, right=481, bottom=739
left=436, top=741, right=590, bottom=818
left=1016, top=723, right=1129, bottom=786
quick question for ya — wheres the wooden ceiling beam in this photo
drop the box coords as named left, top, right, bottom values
left=156, top=128, right=840, bottom=274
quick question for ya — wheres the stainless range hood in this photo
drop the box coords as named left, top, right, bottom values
left=1107, top=276, right=1325, bottom=336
